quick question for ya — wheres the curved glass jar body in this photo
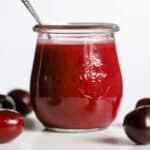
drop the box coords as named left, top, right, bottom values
left=30, top=23, right=123, bottom=132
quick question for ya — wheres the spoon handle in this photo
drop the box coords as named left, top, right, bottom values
left=21, top=0, right=42, bottom=24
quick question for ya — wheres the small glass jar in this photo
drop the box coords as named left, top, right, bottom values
left=30, top=23, right=122, bottom=132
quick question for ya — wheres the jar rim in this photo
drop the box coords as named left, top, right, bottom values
left=33, top=22, right=119, bottom=34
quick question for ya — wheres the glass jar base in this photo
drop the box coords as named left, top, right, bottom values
left=45, top=127, right=107, bottom=133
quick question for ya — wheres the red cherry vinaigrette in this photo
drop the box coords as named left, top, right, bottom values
left=31, top=23, right=123, bottom=132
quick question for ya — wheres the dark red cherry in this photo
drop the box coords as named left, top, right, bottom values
left=0, top=109, right=24, bottom=143
left=123, top=106, right=150, bottom=144
left=0, top=95, right=16, bottom=110
left=8, top=89, right=32, bottom=116
left=136, top=98, right=150, bottom=108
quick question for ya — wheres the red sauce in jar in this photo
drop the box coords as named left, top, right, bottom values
left=31, top=40, right=122, bottom=129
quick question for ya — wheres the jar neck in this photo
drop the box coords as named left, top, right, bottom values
left=37, top=32, right=115, bottom=43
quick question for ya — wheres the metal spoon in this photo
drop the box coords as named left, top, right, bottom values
left=21, top=0, right=42, bottom=25
left=21, top=0, right=51, bottom=38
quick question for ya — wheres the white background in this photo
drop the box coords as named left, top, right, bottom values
left=1, top=0, right=150, bottom=122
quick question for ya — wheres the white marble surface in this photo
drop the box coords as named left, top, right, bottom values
left=0, top=113, right=149, bottom=150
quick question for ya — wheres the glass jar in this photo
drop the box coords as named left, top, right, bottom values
left=30, top=23, right=122, bottom=132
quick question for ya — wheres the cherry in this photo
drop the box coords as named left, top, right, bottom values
left=136, top=98, right=150, bottom=108
left=0, top=109, right=24, bottom=143
left=8, top=89, right=32, bottom=116
left=123, top=106, right=150, bottom=144
left=0, top=95, right=16, bottom=110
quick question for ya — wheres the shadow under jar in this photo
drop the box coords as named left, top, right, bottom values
left=30, top=23, right=123, bottom=132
